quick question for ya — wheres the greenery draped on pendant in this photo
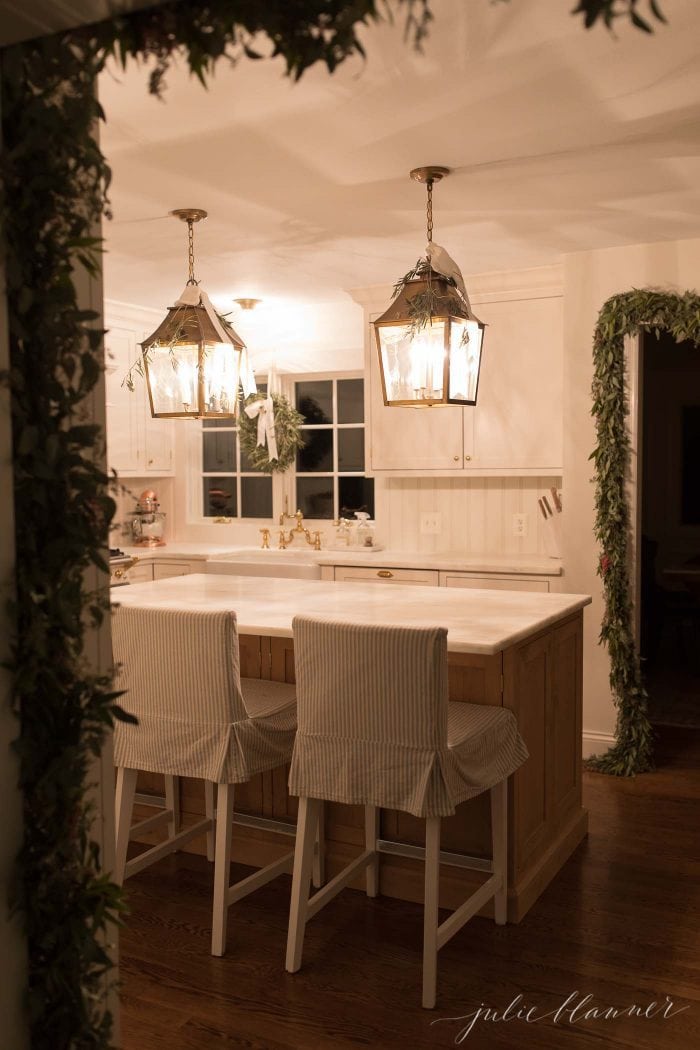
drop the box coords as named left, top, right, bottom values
left=589, top=289, right=700, bottom=776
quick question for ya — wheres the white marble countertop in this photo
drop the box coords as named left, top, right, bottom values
left=120, top=543, right=240, bottom=561
left=120, top=543, right=562, bottom=576
left=115, top=573, right=589, bottom=655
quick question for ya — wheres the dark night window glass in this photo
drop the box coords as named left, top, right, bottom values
left=337, top=378, right=364, bottom=423
left=338, top=428, right=365, bottom=472
left=297, top=429, right=333, bottom=472
left=682, top=406, right=700, bottom=524
left=202, top=418, right=235, bottom=429
left=296, top=380, right=332, bottom=424
left=203, top=477, right=236, bottom=517
left=296, top=477, right=334, bottom=519
left=339, top=477, right=374, bottom=519
left=241, top=477, right=273, bottom=518
left=203, top=432, right=236, bottom=473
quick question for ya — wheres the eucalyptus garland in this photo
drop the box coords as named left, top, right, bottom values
left=238, top=393, right=306, bottom=473
left=0, top=5, right=433, bottom=1049
left=589, top=288, right=700, bottom=776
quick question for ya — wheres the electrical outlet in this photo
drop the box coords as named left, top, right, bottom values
left=512, top=513, right=528, bottom=538
left=420, top=512, right=442, bottom=535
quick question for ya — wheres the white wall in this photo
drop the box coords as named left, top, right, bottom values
left=563, top=236, right=700, bottom=748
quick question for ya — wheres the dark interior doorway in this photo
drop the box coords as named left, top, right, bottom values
left=640, top=330, right=700, bottom=728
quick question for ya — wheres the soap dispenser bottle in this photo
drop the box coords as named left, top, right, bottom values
left=355, top=511, right=374, bottom=548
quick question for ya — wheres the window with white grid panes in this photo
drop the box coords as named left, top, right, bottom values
left=201, top=386, right=273, bottom=519
left=293, top=377, right=374, bottom=521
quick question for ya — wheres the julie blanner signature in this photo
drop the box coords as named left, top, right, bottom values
left=431, top=991, right=690, bottom=1044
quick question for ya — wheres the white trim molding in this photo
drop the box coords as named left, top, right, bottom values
left=582, top=730, right=616, bottom=760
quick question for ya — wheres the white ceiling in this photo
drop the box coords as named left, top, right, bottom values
left=100, top=0, right=700, bottom=324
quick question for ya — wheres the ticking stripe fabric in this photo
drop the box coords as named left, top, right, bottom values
left=112, top=607, right=296, bottom=783
left=289, top=617, right=529, bottom=818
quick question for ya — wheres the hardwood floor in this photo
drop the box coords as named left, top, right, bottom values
left=119, top=727, right=700, bottom=1050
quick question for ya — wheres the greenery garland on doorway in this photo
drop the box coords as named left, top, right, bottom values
left=0, top=2, right=673, bottom=1048
left=0, top=5, right=433, bottom=1049
left=589, top=289, right=700, bottom=776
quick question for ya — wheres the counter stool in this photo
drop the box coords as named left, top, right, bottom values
left=285, top=617, right=529, bottom=1009
left=112, top=605, right=303, bottom=957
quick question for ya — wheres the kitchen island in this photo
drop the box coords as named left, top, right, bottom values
left=115, top=574, right=591, bottom=922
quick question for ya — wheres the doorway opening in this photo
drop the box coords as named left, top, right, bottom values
left=639, top=330, right=700, bottom=730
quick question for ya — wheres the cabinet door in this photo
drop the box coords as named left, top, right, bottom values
left=333, top=566, right=439, bottom=586
left=470, top=296, right=562, bottom=471
left=441, top=572, right=550, bottom=592
left=143, top=417, right=174, bottom=474
left=127, top=561, right=154, bottom=584
left=367, top=320, right=465, bottom=471
left=105, top=327, right=142, bottom=474
left=153, top=560, right=195, bottom=580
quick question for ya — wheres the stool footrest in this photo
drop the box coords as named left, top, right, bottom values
left=306, top=848, right=375, bottom=921
left=124, top=818, right=212, bottom=880
left=377, top=838, right=493, bottom=873
left=226, top=851, right=294, bottom=906
left=131, top=809, right=173, bottom=837
left=436, top=873, right=500, bottom=951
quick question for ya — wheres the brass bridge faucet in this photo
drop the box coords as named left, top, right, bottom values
left=276, top=508, right=322, bottom=550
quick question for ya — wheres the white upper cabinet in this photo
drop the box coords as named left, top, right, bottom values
left=358, top=267, right=563, bottom=476
left=104, top=306, right=174, bottom=477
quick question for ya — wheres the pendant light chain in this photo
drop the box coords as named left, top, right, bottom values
left=186, top=218, right=197, bottom=285
left=426, top=178, right=434, bottom=244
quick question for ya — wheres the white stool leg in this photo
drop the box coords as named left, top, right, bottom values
left=422, top=816, right=441, bottom=1010
left=211, top=782, right=235, bottom=957
left=205, top=781, right=216, bottom=863
left=114, top=768, right=137, bottom=886
left=365, top=805, right=380, bottom=898
left=491, top=779, right=508, bottom=925
left=286, top=796, right=322, bottom=974
left=312, top=800, right=325, bottom=889
left=164, top=775, right=180, bottom=839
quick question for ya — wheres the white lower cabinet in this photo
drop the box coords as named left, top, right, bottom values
left=127, top=562, right=155, bottom=584
left=332, top=566, right=439, bottom=586
left=153, top=560, right=197, bottom=581
left=440, top=571, right=549, bottom=592
left=325, top=564, right=552, bottom=592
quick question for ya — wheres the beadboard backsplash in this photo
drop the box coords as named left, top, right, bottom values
left=373, top=476, right=563, bottom=556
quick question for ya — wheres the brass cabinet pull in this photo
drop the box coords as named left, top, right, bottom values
left=113, top=569, right=124, bottom=579
left=465, top=455, right=472, bottom=461
left=377, top=570, right=394, bottom=579
left=453, top=455, right=459, bottom=462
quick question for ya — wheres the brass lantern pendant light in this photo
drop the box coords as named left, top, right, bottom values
left=141, top=209, right=256, bottom=419
left=374, top=167, right=485, bottom=408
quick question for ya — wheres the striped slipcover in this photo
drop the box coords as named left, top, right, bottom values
left=289, top=617, right=529, bottom=818
left=112, top=606, right=296, bottom=783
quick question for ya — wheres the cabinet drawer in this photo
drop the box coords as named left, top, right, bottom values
left=127, top=562, right=154, bottom=584
left=153, top=560, right=195, bottom=580
left=440, top=572, right=550, bottom=593
left=334, top=567, right=439, bottom=586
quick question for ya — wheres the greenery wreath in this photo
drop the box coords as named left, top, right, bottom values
left=238, top=392, right=305, bottom=473
left=589, top=288, right=700, bottom=776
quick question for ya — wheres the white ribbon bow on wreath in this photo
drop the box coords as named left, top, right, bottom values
left=243, top=366, right=279, bottom=461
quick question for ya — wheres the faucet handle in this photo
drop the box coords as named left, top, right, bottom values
left=311, top=530, right=323, bottom=551
left=259, top=527, right=270, bottom=549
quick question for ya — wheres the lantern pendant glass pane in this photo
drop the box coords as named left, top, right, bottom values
left=146, top=342, right=200, bottom=417
left=448, top=319, right=483, bottom=405
left=378, top=320, right=447, bottom=405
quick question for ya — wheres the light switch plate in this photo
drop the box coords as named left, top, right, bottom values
left=420, top=512, right=442, bottom=535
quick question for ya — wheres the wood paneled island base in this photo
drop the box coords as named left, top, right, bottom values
left=134, top=609, right=586, bottom=923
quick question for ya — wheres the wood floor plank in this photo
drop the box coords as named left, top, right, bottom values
left=119, top=727, right=700, bottom=1050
